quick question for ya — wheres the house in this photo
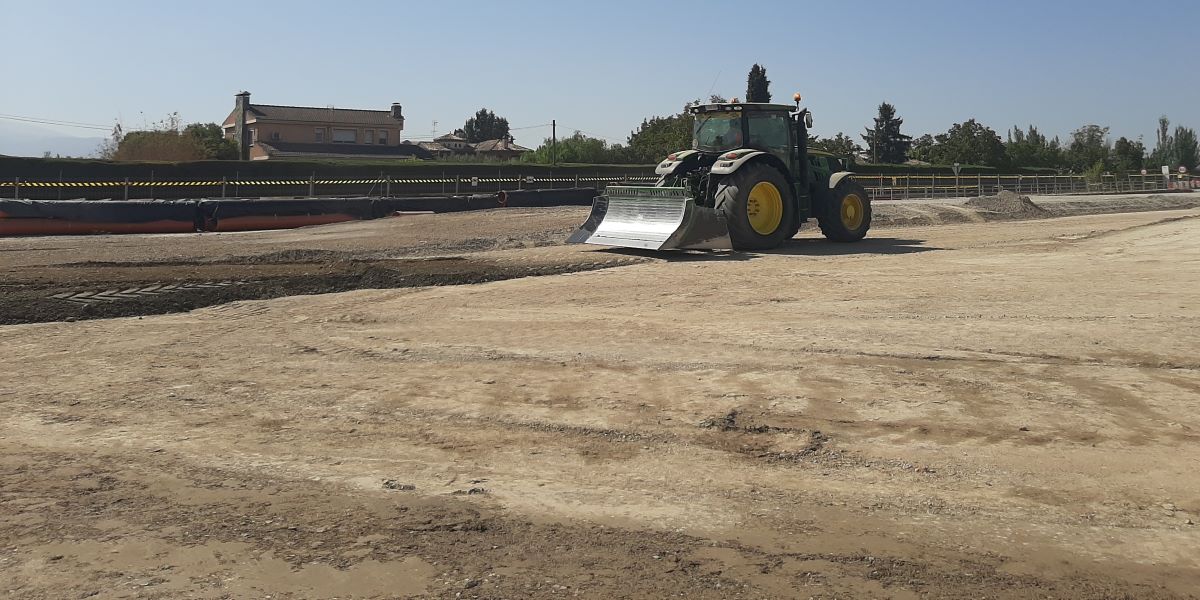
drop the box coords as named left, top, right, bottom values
left=416, top=141, right=454, bottom=159
left=473, top=137, right=531, bottom=161
left=221, top=91, right=430, bottom=160
left=432, top=131, right=473, bottom=154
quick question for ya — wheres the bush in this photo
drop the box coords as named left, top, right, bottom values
left=1082, top=160, right=1106, bottom=184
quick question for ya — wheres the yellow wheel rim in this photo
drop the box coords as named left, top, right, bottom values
left=747, top=181, right=784, bottom=235
left=841, top=193, right=865, bottom=230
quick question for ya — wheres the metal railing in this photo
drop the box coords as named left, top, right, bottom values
left=0, top=173, right=659, bottom=201
left=1, top=172, right=1193, bottom=202
left=856, top=173, right=1190, bottom=201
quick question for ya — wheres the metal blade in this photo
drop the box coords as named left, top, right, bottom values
left=566, top=186, right=732, bottom=251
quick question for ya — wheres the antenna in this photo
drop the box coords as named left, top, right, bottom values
left=707, top=69, right=722, bottom=99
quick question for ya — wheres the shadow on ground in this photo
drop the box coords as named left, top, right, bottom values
left=770, top=237, right=939, bottom=256
left=598, top=237, right=937, bottom=261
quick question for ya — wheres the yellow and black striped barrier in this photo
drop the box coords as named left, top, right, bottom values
left=2, top=176, right=658, bottom=188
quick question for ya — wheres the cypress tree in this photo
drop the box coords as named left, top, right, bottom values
left=746, top=64, right=771, bottom=103
left=862, top=102, right=912, bottom=163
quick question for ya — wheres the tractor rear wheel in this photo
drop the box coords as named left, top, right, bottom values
left=819, top=180, right=872, bottom=242
left=713, top=163, right=795, bottom=250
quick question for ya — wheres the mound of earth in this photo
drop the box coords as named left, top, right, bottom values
left=965, top=190, right=1048, bottom=219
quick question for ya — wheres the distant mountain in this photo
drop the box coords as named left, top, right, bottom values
left=0, top=120, right=106, bottom=158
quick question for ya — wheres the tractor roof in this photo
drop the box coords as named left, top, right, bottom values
left=689, top=102, right=796, bottom=114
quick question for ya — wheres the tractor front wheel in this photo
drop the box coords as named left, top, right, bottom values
left=819, top=180, right=872, bottom=242
left=713, top=163, right=796, bottom=250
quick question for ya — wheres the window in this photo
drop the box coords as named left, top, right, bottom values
left=314, top=128, right=325, bottom=143
left=365, top=129, right=374, bottom=144
left=270, top=131, right=281, bottom=142
left=250, top=128, right=258, bottom=143
left=378, top=130, right=388, bottom=145
left=332, top=128, right=356, bottom=143
left=747, top=113, right=792, bottom=163
left=693, top=112, right=741, bottom=152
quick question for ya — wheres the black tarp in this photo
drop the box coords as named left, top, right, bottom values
left=0, top=199, right=199, bottom=224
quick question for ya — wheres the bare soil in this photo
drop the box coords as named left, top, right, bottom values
left=2, top=194, right=1200, bottom=598
left=0, top=208, right=630, bottom=325
left=6, top=194, right=1198, bottom=327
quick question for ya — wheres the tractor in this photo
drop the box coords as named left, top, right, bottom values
left=568, top=94, right=870, bottom=251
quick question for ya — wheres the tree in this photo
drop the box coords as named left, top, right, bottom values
left=861, top=102, right=911, bottom=163
left=1175, top=126, right=1200, bottom=172
left=1005, top=125, right=1064, bottom=169
left=524, top=132, right=633, bottom=164
left=462, top=108, right=510, bottom=143
left=1110, top=137, right=1146, bottom=173
left=106, top=113, right=197, bottom=161
left=98, top=113, right=241, bottom=161
left=746, top=64, right=771, bottom=103
left=1149, top=116, right=1174, bottom=168
left=927, top=119, right=1006, bottom=167
left=97, top=121, right=124, bottom=160
left=908, top=134, right=937, bottom=163
left=182, top=123, right=238, bottom=160
left=810, top=132, right=862, bottom=158
left=113, top=130, right=205, bottom=161
left=1065, top=125, right=1111, bottom=172
left=627, top=107, right=694, bottom=163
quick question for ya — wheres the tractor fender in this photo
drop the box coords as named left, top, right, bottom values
left=828, top=171, right=856, bottom=189
left=655, top=150, right=701, bottom=176
left=708, top=150, right=767, bottom=175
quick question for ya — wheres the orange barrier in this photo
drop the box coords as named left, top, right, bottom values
left=0, top=200, right=200, bottom=237
left=0, top=218, right=196, bottom=236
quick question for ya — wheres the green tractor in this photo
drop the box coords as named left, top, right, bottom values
left=568, top=95, right=870, bottom=251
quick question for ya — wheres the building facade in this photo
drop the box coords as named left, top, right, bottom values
left=222, top=92, right=428, bottom=160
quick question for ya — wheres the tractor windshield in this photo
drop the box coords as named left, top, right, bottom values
left=693, top=113, right=743, bottom=153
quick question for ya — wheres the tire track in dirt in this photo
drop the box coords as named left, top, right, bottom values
left=0, top=254, right=645, bottom=325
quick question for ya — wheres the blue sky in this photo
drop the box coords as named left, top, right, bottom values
left=2, top=0, right=1197, bottom=153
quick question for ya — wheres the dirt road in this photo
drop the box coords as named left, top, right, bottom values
left=2, top=198, right=1199, bottom=598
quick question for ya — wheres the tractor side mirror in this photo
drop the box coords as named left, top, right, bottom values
left=805, top=112, right=813, bottom=129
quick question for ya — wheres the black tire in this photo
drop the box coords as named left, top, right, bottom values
left=712, top=162, right=796, bottom=250
left=819, top=179, right=872, bottom=242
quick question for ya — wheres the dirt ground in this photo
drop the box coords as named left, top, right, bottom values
left=2, top=193, right=1200, bottom=598
left=4, top=193, right=1198, bottom=326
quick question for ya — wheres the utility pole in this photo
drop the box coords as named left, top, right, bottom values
left=551, top=120, right=557, bottom=166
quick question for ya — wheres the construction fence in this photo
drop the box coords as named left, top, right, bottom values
left=1, top=172, right=1194, bottom=202
left=857, top=173, right=1194, bottom=201
left=0, top=173, right=658, bottom=201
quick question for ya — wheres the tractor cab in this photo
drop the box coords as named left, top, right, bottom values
left=689, top=102, right=811, bottom=187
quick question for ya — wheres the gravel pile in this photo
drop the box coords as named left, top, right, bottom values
left=964, top=190, right=1048, bottom=218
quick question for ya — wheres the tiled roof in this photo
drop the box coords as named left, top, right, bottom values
left=434, top=133, right=468, bottom=142
left=258, top=142, right=432, bottom=159
left=246, top=104, right=403, bottom=127
left=473, top=138, right=531, bottom=153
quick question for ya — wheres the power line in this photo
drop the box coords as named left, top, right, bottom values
left=556, top=124, right=625, bottom=144
left=0, top=114, right=112, bottom=131
left=508, top=123, right=552, bottom=131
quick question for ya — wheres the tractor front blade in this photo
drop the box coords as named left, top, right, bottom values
left=566, top=186, right=732, bottom=251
